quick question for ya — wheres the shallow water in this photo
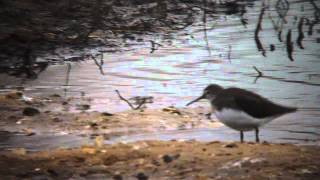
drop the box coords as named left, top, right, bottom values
left=1, top=0, right=320, bottom=149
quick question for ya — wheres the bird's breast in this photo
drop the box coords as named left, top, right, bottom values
left=214, top=108, right=273, bottom=131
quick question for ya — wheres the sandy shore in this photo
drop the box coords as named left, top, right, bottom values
left=1, top=141, right=320, bottom=179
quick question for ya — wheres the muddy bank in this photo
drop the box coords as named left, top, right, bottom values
left=0, top=91, right=218, bottom=141
left=1, top=141, right=319, bottom=179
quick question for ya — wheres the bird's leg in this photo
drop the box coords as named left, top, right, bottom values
left=255, top=127, right=260, bottom=143
left=240, top=131, right=244, bottom=143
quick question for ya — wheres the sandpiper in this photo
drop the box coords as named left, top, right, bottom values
left=186, top=84, right=297, bottom=143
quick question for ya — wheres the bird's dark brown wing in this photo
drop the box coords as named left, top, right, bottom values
left=234, top=96, right=282, bottom=118
left=214, top=88, right=296, bottom=119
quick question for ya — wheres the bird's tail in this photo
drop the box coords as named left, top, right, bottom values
left=285, top=106, right=298, bottom=113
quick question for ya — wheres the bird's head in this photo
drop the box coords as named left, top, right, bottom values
left=186, top=84, right=224, bottom=106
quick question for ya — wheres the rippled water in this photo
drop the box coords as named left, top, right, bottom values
left=1, top=0, right=320, bottom=148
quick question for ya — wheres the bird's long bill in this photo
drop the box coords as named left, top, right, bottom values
left=186, top=95, right=205, bottom=106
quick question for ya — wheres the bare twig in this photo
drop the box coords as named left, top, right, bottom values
left=253, top=66, right=263, bottom=84
left=251, top=66, right=320, bottom=86
left=253, top=66, right=263, bottom=77
left=135, top=99, right=147, bottom=110
left=115, top=90, right=135, bottom=110
left=91, top=54, right=105, bottom=75
left=149, top=40, right=163, bottom=53
left=115, top=90, right=148, bottom=110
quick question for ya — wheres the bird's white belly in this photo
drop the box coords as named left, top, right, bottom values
left=214, top=109, right=274, bottom=131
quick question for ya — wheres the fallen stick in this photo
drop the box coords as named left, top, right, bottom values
left=115, top=90, right=147, bottom=110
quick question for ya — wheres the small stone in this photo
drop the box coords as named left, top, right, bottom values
left=162, top=106, right=182, bottom=115
left=11, top=148, right=26, bottom=155
left=26, top=132, right=36, bottom=136
left=90, top=122, right=99, bottom=129
left=23, top=128, right=35, bottom=136
left=301, top=169, right=312, bottom=174
left=81, top=147, right=96, bottom=154
left=52, top=117, right=62, bottom=122
left=152, top=160, right=161, bottom=166
left=23, top=107, right=40, bottom=116
left=224, top=143, right=238, bottom=148
left=94, top=135, right=104, bottom=148
left=50, top=94, right=61, bottom=97
left=101, top=112, right=113, bottom=116
left=76, top=104, right=90, bottom=111
left=162, top=154, right=180, bottom=163
left=163, top=154, right=173, bottom=163
left=34, top=168, right=41, bottom=171
left=47, top=169, right=58, bottom=177
left=207, top=141, right=220, bottom=145
left=5, top=91, right=23, bottom=99
left=113, top=174, right=123, bottom=180
left=136, top=172, right=148, bottom=180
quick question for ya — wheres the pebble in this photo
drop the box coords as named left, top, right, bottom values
left=5, top=92, right=23, bottom=99
left=162, top=154, right=180, bottom=163
left=136, top=172, right=148, bottom=180
left=163, top=154, right=173, bottom=163
left=23, top=107, right=40, bottom=116
left=76, top=104, right=90, bottom=111
left=224, top=143, right=238, bottom=148
left=113, top=174, right=123, bottom=180
left=101, top=112, right=113, bottom=116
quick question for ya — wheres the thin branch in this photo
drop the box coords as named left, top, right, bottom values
left=115, top=90, right=148, bottom=110
left=135, top=99, right=147, bottom=110
left=91, top=54, right=105, bottom=75
left=253, top=66, right=263, bottom=77
left=253, top=66, right=263, bottom=84
left=115, top=90, right=135, bottom=110
left=149, top=40, right=163, bottom=53
left=251, top=66, right=320, bottom=86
